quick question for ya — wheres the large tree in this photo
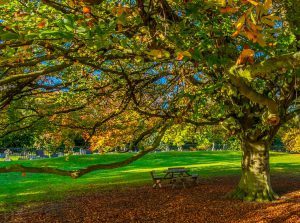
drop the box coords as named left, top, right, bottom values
left=0, top=0, right=299, bottom=201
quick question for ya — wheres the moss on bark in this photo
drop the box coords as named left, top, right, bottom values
left=229, top=139, right=279, bottom=202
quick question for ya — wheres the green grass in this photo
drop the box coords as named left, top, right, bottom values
left=0, top=151, right=299, bottom=212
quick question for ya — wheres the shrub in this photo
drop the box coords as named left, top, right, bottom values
left=282, top=128, right=300, bottom=153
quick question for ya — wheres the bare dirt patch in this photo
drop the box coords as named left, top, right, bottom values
left=1, top=175, right=299, bottom=223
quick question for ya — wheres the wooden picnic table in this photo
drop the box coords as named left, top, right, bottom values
left=151, top=167, right=199, bottom=189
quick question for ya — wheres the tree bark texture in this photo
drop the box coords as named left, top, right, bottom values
left=230, top=139, right=279, bottom=201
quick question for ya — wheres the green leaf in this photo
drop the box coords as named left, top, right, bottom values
left=39, top=30, right=74, bottom=39
left=0, top=32, right=19, bottom=40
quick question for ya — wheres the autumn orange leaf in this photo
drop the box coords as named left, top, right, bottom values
left=113, top=4, right=129, bottom=16
left=244, top=31, right=257, bottom=42
left=177, top=52, right=184, bottom=61
left=117, top=7, right=124, bottom=16
left=231, top=30, right=240, bottom=38
left=83, top=6, right=91, bottom=14
left=220, top=7, right=239, bottom=14
left=176, top=51, right=192, bottom=60
left=236, top=48, right=255, bottom=65
left=37, top=20, right=46, bottom=29
left=268, top=42, right=276, bottom=47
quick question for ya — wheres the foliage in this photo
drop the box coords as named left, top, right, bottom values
left=33, top=129, right=76, bottom=154
left=0, top=0, right=298, bottom=133
left=0, top=130, right=35, bottom=150
left=87, top=110, right=160, bottom=152
left=271, top=135, right=285, bottom=152
left=163, top=124, right=197, bottom=147
left=224, top=136, right=242, bottom=151
left=282, top=128, right=300, bottom=153
left=0, top=0, right=299, bottom=190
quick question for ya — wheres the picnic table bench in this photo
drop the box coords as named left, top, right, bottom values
left=150, top=167, right=199, bottom=189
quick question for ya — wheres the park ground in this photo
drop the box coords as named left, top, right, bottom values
left=0, top=151, right=299, bottom=223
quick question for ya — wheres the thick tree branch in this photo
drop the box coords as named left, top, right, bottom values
left=244, top=51, right=300, bottom=78
left=227, top=52, right=300, bottom=117
left=228, top=69, right=278, bottom=115
left=0, top=63, right=71, bottom=87
left=0, top=122, right=170, bottom=178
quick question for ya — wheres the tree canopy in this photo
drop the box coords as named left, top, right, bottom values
left=0, top=0, right=299, bottom=201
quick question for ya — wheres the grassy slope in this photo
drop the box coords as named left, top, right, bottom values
left=0, top=151, right=299, bottom=212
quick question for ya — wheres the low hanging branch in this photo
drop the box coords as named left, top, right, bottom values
left=0, top=123, right=170, bottom=178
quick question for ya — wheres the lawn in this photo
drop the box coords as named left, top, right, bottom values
left=0, top=151, right=299, bottom=212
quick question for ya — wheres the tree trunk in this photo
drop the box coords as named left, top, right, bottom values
left=212, top=142, right=215, bottom=151
left=229, top=139, right=279, bottom=201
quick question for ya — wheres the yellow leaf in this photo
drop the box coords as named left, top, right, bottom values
left=205, top=0, right=226, bottom=7
left=117, top=23, right=123, bottom=32
left=238, top=69, right=252, bottom=81
left=256, top=34, right=267, bottom=47
left=163, top=50, right=170, bottom=58
left=256, top=25, right=263, bottom=31
left=147, top=50, right=163, bottom=58
left=247, top=0, right=259, bottom=6
left=250, top=12, right=257, bottom=24
left=263, top=15, right=280, bottom=21
left=227, top=0, right=234, bottom=5
left=263, top=0, right=272, bottom=9
left=68, top=0, right=75, bottom=8
left=261, top=18, right=275, bottom=27
left=256, top=5, right=265, bottom=19
left=219, top=0, right=226, bottom=6
left=215, top=0, right=227, bottom=7
left=182, top=51, right=192, bottom=57
left=236, top=15, right=246, bottom=29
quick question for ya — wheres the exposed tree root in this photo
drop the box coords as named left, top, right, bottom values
left=228, top=187, right=279, bottom=202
